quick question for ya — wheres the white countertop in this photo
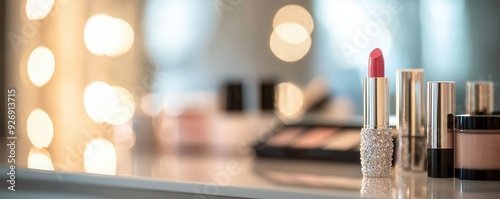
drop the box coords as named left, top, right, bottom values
left=3, top=112, right=499, bottom=198
left=2, top=153, right=500, bottom=199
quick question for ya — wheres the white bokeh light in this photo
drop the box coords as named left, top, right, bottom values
left=84, top=81, right=117, bottom=123
left=84, top=138, right=117, bottom=175
left=84, top=14, right=134, bottom=57
left=28, top=147, right=54, bottom=171
left=84, top=82, right=135, bottom=125
left=27, top=109, right=54, bottom=149
left=26, top=0, right=55, bottom=20
left=27, top=46, right=55, bottom=87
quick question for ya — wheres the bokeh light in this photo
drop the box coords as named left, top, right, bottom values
left=275, top=82, right=305, bottom=122
left=274, top=22, right=310, bottom=44
left=84, top=138, right=117, bottom=175
left=106, top=86, right=135, bottom=125
left=270, top=5, right=314, bottom=63
left=84, top=14, right=134, bottom=57
left=273, top=4, right=314, bottom=34
left=113, top=123, right=136, bottom=150
left=27, top=46, right=55, bottom=87
left=84, top=82, right=135, bottom=125
left=26, top=0, right=55, bottom=20
left=28, top=147, right=54, bottom=171
left=270, top=27, right=312, bottom=62
left=141, top=93, right=162, bottom=117
left=84, top=81, right=117, bottom=123
left=27, top=109, right=54, bottom=149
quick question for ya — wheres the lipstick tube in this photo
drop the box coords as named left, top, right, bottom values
left=466, top=81, right=494, bottom=115
left=427, top=81, right=455, bottom=178
left=361, top=77, right=393, bottom=177
left=396, top=69, right=426, bottom=172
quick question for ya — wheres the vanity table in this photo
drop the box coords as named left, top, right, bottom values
left=2, top=153, right=500, bottom=199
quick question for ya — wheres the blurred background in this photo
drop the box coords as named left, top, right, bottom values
left=1, top=0, right=500, bottom=179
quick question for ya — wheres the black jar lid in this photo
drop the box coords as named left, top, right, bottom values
left=455, top=114, right=500, bottom=129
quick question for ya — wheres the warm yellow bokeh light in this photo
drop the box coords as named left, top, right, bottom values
left=26, top=0, right=55, bottom=20
left=275, top=82, right=305, bottom=122
left=84, top=14, right=134, bottom=57
left=141, top=93, right=162, bottom=117
left=106, top=86, right=135, bottom=125
left=84, top=81, right=117, bottom=123
left=270, top=27, right=312, bottom=62
left=28, top=147, right=54, bottom=171
left=114, top=124, right=136, bottom=150
left=27, top=46, right=55, bottom=87
left=84, top=138, right=117, bottom=175
left=27, top=109, right=54, bottom=149
left=274, top=22, right=310, bottom=44
left=273, top=4, right=314, bottom=34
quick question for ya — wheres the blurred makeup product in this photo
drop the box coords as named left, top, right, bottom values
left=260, top=80, right=276, bottom=111
left=466, top=81, right=494, bottom=115
left=254, top=124, right=371, bottom=163
left=292, top=128, right=336, bottom=149
left=427, top=81, right=455, bottom=178
left=396, top=69, right=426, bottom=172
left=266, top=127, right=304, bottom=147
left=455, top=114, right=500, bottom=181
left=361, top=48, right=393, bottom=177
left=223, top=81, right=244, bottom=111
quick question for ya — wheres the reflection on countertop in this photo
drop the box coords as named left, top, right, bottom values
left=10, top=111, right=500, bottom=198
left=7, top=149, right=500, bottom=199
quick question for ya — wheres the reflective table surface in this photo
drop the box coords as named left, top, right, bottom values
left=2, top=153, right=500, bottom=199
left=2, top=113, right=500, bottom=198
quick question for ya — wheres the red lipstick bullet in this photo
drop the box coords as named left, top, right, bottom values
left=368, top=48, right=385, bottom=78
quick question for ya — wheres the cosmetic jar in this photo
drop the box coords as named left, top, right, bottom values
left=466, top=81, right=494, bottom=115
left=427, top=81, right=455, bottom=178
left=396, top=69, right=426, bottom=172
left=455, top=114, right=500, bottom=181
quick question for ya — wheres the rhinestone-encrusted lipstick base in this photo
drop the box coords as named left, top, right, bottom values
left=361, top=128, right=393, bottom=177
left=360, top=177, right=393, bottom=198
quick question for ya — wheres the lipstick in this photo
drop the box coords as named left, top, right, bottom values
left=368, top=48, right=385, bottom=77
left=361, top=48, right=393, bottom=177
left=427, top=81, right=455, bottom=178
left=396, top=69, right=426, bottom=172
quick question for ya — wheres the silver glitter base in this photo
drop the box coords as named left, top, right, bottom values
left=360, top=177, right=393, bottom=198
left=360, top=128, right=393, bottom=177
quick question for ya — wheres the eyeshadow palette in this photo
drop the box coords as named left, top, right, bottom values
left=253, top=124, right=395, bottom=163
